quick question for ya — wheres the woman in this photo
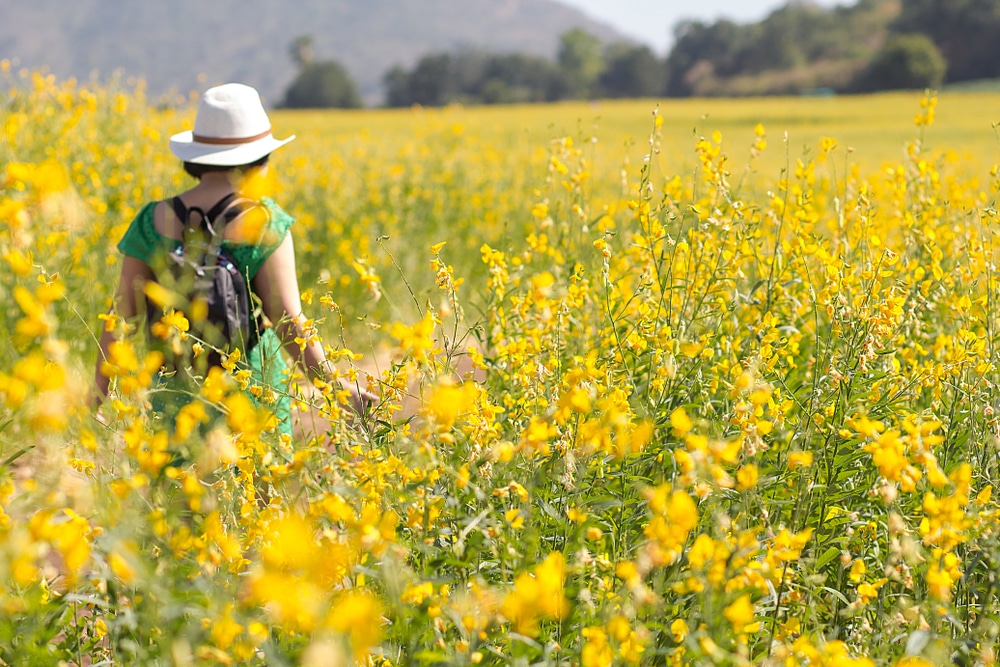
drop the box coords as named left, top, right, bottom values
left=94, top=83, right=367, bottom=438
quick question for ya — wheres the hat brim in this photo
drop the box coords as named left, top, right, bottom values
left=169, top=130, right=295, bottom=166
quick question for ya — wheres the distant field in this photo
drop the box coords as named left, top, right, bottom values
left=275, top=91, right=1000, bottom=187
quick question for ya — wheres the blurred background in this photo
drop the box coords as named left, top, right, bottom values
left=1, top=0, right=986, bottom=108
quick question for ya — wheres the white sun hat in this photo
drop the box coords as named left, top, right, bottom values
left=169, top=83, right=295, bottom=166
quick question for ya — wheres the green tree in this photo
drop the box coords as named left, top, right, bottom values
left=477, top=53, right=566, bottom=103
left=895, top=0, right=1000, bottom=82
left=665, top=20, right=745, bottom=96
left=664, top=1, right=892, bottom=97
left=598, top=43, right=665, bottom=99
left=283, top=61, right=362, bottom=108
left=383, top=51, right=565, bottom=107
left=383, top=66, right=411, bottom=107
left=557, top=28, right=604, bottom=98
left=289, top=35, right=314, bottom=67
left=862, top=33, right=946, bottom=90
left=401, top=53, right=454, bottom=106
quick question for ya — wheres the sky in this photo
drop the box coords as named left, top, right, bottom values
left=558, top=0, right=846, bottom=54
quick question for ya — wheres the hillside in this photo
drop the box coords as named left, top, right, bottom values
left=0, top=0, right=623, bottom=105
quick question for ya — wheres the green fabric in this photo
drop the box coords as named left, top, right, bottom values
left=117, top=197, right=295, bottom=437
left=118, top=197, right=294, bottom=277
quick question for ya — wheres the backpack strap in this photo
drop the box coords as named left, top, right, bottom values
left=170, top=192, right=250, bottom=238
left=170, top=196, right=187, bottom=221
left=204, top=192, right=241, bottom=224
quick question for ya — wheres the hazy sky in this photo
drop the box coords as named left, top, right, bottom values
left=558, top=0, right=846, bottom=53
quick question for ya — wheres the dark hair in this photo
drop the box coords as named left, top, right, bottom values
left=182, top=154, right=270, bottom=179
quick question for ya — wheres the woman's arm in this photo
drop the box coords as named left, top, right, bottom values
left=253, top=233, right=327, bottom=377
left=93, top=256, right=153, bottom=405
left=253, top=233, right=374, bottom=413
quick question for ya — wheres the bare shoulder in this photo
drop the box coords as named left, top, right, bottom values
left=151, top=199, right=183, bottom=240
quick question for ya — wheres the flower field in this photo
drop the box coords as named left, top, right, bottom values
left=4, top=66, right=1000, bottom=665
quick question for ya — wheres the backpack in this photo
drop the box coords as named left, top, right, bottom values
left=148, top=193, right=265, bottom=371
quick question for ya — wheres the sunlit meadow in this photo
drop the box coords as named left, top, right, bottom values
left=4, top=63, right=1000, bottom=666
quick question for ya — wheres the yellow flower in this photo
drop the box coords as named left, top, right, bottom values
left=769, top=527, right=813, bottom=562
left=150, top=308, right=189, bottom=340
left=522, top=415, right=556, bottom=456
left=616, top=560, right=641, bottom=587
left=505, top=508, right=525, bottom=530
left=687, top=533, right=716, bottom=569
left=581, top=626, right=613, bottom=667
left=30, top=509, right=92, bottom=583
left=788, top=451, right=814, bottom=470
left=849, top=558, right=866, bottom=583
left=247, top=570, right=324, bottom=633
left=261, top=513, right=317, bottom=572
left=723, top=594, right=755, bottom=634
left=926, top=551, right=961, bottom=601
left=108, top=546, right=136, bottom=584
left=500, top=552, right=569, bottom=636
left=13, top=285, right=53, bottom=342
left=210, top=605, right=244, bottom=649
left=143, top=280, right=182, bottom=310
left=424, top=379, right=477, bottom=431
left=352, top=258, right=383, bottom=302
left=736, top=464, right=759, bottom=491
left=914, top=93, right=937, bottom=126
left=9, top=159, right=69, bottom=196
left=644, top=486, right=698, bottom=564
left=856, top=578, right=886, bottom=604
left=670, top=618, right=689, bottom=642
left=670, top=407, right=693, bottom=436
left=401, top=581, right=435, bottom=606
left=201, top=366, right=234, bottom=403
left=3, top=249, right=34, bottom=276
left=607, top=616, right=644, bottom=663
left=328, top=592, right=383, bottom=660
left=221, top=347, right=241, bottom=372
left=390, top=311, right=436, bottom=363
left=238, top=164, right=277, bottom=200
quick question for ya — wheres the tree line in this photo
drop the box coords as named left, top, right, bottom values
left=281, top=0, right=1000, bottom=108
left=382, top=29, right=663, bottom=106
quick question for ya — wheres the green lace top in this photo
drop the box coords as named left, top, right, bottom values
left=117, top=197, right=295, bottom=437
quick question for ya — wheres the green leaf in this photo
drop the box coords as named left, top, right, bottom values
left=815, top=546, right=841, bottom=569
left=1, top=445, right=34, bottom=467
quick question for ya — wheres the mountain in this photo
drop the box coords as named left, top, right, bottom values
left=0, top=0, right=625, bottom=105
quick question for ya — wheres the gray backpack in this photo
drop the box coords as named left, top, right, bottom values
left=149, top=193, right=264, bottom=370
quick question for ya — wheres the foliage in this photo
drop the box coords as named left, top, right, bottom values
left=7, top=67, right=1000, bottom=666
left=598, top=43, right=665, bottom=99
left=385, top=54, right=457, bottom=107
left=665, top=0, right=893, bottom=97
left=660, top=0, right=1000, bottom=95
left=557, top=28, right=606, bottom=99
left=383, top=46, right=572, bottom=107
left=895, top=0, right=1000, bottom=82
left=383, top=29, right=667, bottom=107
left=861, top=34, right=946, bottom=91
left=284, top=60, right=363, bottom=109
